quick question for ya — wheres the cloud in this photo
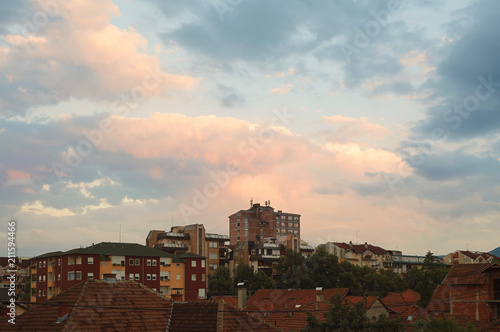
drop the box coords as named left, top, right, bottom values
left=270, top=84, right=293, bottom=96
left=21, top=200, right=75, bottom=217
left=0, top=0, right=199, bottom=116
left=322, top=115, right=390, bottom=142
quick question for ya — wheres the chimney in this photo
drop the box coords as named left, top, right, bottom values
left=316, top=287, right=324, bottom=302
left=364, top=242, right=368, bottom=249
left=237, top=283, right=247, bottom=309
left=56, top=304, right=70, bottom=323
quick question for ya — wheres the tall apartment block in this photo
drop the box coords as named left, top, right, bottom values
left=228, top=201, right=301, bottom=245
left=146, top=224, right=230, bottom=274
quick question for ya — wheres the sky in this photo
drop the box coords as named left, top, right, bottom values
left=1, top=0, right=500, bottom=257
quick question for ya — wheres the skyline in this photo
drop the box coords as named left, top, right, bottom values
left=1, top=0, right=500, bottom=257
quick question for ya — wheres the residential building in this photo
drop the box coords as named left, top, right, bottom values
left=320, top=242, right=393, bottom=270
left=2, top=279, right=280, bottom=331
left=29, top=242, right=185, bottom=303
left=230, top=235, right=313, bottom=277
left=228, top=201, right=301, bottom=244
left=427, top=263, right=500, bottom=322
left=391, top=251, right=426, bottom=274
left=0, top=257, right=31, bottom=297
left=381, top=289, right=421, bottom=313
left=146, top=224, right=230, bottom=275
left=442, top=250, right=500, bottom=265
left=177, top=252, right=207, bottom=301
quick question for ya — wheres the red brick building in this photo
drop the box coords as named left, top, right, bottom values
left=428, top=263, right=500, bottom=322
left=228, top=201, right=300, bottom=245
left=178, top=252, right=207, bottom=301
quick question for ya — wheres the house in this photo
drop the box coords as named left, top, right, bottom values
left=442, top=250, right=500, bottom=265
left=0, top=257, right=31, bottom=298
left=30, top=242, right=185, bottom=303
left=427, top=263, right=500, bottom=322
left=321, top=242, right=393, bottom=270
left=342, top=295, right=389, bottom=322
left=0, top=279, right=280, bottom=331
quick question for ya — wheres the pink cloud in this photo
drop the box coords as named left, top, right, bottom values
left=7, top=170, right=31, bottom=180
left=322, top=115, right=390, bottom=142
left=270, top=84, right=294, bottom=95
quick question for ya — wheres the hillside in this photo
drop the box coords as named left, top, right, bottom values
left=490, top=247, right=500, bottom=257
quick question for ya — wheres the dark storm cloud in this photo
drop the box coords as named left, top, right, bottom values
left=413, top=0, right=500, bottom=140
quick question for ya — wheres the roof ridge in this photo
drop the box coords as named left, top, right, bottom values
left=62, top=280, right=91, bottom=331
left=217, top=300, right=224, bottom=332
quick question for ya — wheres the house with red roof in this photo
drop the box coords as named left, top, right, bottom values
left=442, top=250, right=500, bottom=265
left=382, top=289, right=421, bottom=313
left=320, top=242, right=393, bottom=270
left=428, top=263, right=500, bottom=323
left=0, top=279, right=280, bottom=331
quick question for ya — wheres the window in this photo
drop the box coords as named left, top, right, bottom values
left=43, top=275, right=46, bottom=282
left=76, top=256, right=82, bottom=264
left=39, top=261, right=42, bottom=268
left=191, top=274, right=196, bottom=281
left=152, top=260, right=157, bottom=266
left=147, top=259, right=151, bottom=266
left=68, top=272, right=75, bottom=280
left=43, top=290, right=45, bottom=296
left=201, top=260, right=206, bottom=268
left=176, top=263, right=180, bottom=267
left=209, top=253, right=218, bottom=260
left=209, top=242, right=217, bottom=248
left=88, top=272, right=94, bottom=280
left=129, top=259, right=134, bottom=266
left=43, top=261, right=46, bottom=267
left=135, top=274, right=140, bottom=281
left=135, top=259, right=140, bottom=266
left=176, top=274, right=181, bottom=281
left=76, top=271, right=82, bottom=280
left=58, top=274, right=61, bottom=281
left=202, top=274, right=205, bottom=282
left=251, top=249, right=256, bottom=255
left=152, top=274, right=157, bottom=281
left=38, top=290, right=41, bottom=297
left=69, top=257, right=75, bottom=265
left=147, top=274, right=151, bottom=280
left=191, top=260, right=196, bottom=267
left=129, top=273, right=134, bottom=280
left=88, top=257, right=94, bottom=264
left=38, top=275, right=41, bottom=282
left=58, top=258, right=61, bottom=266
left=209, top=264, right=218, bottom=270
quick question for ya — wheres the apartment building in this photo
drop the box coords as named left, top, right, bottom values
left=30, top=242, right=186, bottom=303
left=228, top=201, right=301, bottom=245
left=0, top=257, right=31, bottom=296
left=146, top=224, right=230, bottom=274
left=178, top=252, right=207, bottom=300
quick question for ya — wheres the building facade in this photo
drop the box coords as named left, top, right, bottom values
left=442, top=250, right=500, bottom=265
left=178, top=253, right=207, bottom=300
left=146, top=224, right=230, bottom=275
left=30, top=242, right=186, bottom=303
left=228, top=202, right=301, bottom=245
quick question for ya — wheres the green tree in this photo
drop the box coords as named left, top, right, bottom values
left=234, top=262, right=275, bottom=292
left=413, top=317, right=476, bottom=332
left=302, top=295, right=405, bottom=332
left=276, top=249, right=308, bottom=289
left=208, top=266, right=236, bottom=297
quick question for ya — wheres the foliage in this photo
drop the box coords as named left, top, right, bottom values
left=302, top=295, right=405, bottom=332
left=234, top=262, right=275, bottom=292
left=207, top=266, right=236, bottom=297
left=413, top=317, right=476, bottom=332
left=276, top=249, right=308, bottom=289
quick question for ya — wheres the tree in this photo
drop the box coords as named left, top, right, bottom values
left=276, top=249, right=308, bottom=289
left=234, top=263, right=275, bottom=292
left=413, top=317, right=476, bottom=332
left=208, top=266, right=236, bottom=297
left=302, top=295, right=405, bottom=332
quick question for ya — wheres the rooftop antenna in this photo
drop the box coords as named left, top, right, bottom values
left=119, top=224, right=121, bottom=243
left=356, top=231, right=359, bottom=244
left=466, top=243, right=469, bottom=251
left=250, top=197, right=253, bottom=207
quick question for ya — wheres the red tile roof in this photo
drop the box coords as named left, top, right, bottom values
left=168, top=301, right=280, bottom=331
left=0, top=257, right=31, bottom=269
left=427, top=284, right=450, bottom=313
left=388, top=304, right=431, bottom=331
left=442, top=263, right=490, bottom=285
left=211, top=296, right=238, bottom=308
left=382, top=289, right=421, bottom=313
left=331, top=242, right=387, bottom=255
left=245, top=288, right=349, bottom=312
left=9, top=280, right=173, bottom=331
left=342, top=296, right=378, bottom=309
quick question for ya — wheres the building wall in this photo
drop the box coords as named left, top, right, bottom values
left=183, top=257, right=207, bottom=301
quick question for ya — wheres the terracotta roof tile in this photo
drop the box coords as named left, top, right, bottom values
left=245, top=288, right=349, bottom=313
left=382, top=289, right=420, bottom=313
left=442, top=263, right=490, bottom=285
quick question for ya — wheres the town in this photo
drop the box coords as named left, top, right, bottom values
left=1, top=202, right=499, bottom=331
